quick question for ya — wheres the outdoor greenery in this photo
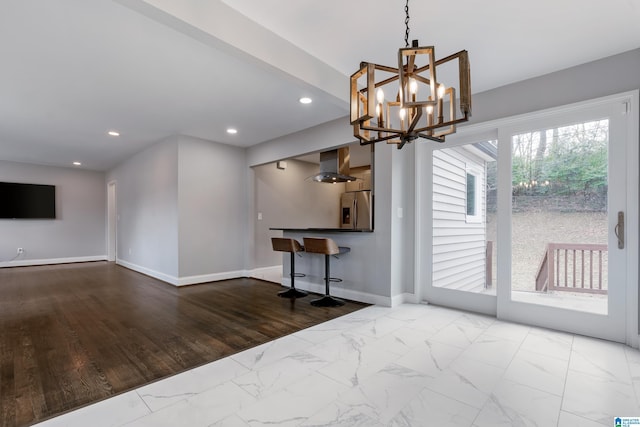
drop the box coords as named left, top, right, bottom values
left=511, top=119, right=608, bottom=197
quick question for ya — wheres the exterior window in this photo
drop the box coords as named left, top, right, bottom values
left=466, top=173, right=476, bottom=216
left=466, top=169, right=481, bottom=223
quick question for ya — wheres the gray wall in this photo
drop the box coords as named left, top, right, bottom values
left=106, top=135, right=249, bottom=282
left=178, top=135, right=248, bottom=277
left=107, top=137, right=180, bottom=278
left=253, top=159, right=345, bottom=268
left=0, top=160, right=105, bottom=263
left=470, top=49, right=640, bottom=125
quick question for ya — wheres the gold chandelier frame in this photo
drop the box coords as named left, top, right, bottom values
left=349, top=4, right=472, bottom=149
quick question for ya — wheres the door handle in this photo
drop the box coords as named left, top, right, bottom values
left=615, top=211, right=624, bottom=249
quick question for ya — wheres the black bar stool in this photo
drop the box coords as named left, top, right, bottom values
left=302, top=237, right=350, bottom=307
left=271, top=238, right=308, bottom=299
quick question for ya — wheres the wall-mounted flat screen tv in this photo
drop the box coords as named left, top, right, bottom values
left=0, top=182, right=56, bottom=219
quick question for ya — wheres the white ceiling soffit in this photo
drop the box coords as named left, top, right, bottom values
left=114, top=0, right=348, bottom=104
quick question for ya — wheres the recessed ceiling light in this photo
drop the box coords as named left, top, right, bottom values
left=226, top=128, right=238, bottom=134
left=299, top=97, right=312, bottom=104
left=108, top=130, right=120, bottom=137
left=73, top=161, right=82, bottom=166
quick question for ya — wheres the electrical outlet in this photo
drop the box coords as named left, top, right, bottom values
left=17, top=248, right=24, bottom=254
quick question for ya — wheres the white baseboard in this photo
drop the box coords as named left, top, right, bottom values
left=391, top=292, right=420, bottom=307
left=249, top=265, right=282, bottom=283
left=116, top=259, right=252, bottom=287
left=0, top=255, right=107, bottom=268
left=116, top=259, right=180, bottom=285
left=176, top=270, right=248, bottom=286
left=283, top=277, right=392, bottom=306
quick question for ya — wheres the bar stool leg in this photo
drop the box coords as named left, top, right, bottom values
left=278, top=251, right=308, bottom=299
left=310, top=254, right=344, bottom=307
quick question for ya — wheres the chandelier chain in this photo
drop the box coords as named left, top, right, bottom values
left=404, top=0, right=410, bottom=48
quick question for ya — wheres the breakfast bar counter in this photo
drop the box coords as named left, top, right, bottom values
left=270, top=227, right=385, bottom=305
left=270, top=228, right=373, bottom=233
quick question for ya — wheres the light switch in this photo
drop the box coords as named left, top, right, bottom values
left=397, top=207, right=403, bottom=218
left=257, top=212, right=263, bottom=221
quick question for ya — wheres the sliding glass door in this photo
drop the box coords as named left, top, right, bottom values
left=417, top=92, right=638, bottom=343
left=497, top=98, right=633, bottom=342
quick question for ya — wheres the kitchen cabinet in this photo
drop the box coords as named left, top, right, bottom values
left=345, top=167, right=371, bottom=192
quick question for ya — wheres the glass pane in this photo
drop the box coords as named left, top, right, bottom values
left=510, top=119, right=608, bottom=314
left=466, top=173, right=476, bottom=215
left=432, top=141, right=497, bottom=294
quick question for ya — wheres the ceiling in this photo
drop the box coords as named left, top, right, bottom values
left=1, top=0, right=639, bottom=171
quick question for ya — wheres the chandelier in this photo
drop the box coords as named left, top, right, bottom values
left=350, top=0, right=472, bottom=149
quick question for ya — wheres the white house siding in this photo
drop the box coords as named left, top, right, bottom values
left=432, top=147, right=487, bottom=291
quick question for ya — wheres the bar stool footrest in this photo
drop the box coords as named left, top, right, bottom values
left=310, top=295, right=345, bottom=307
left=278, top=288, right=309, bottom=299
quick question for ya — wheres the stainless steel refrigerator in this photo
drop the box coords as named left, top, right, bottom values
left=340, top=190, right=373, bottom=230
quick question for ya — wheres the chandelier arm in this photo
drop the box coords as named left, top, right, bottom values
left=413, top=74, right=432, bottom=86
left=412, top=49, right=469, bottom=76
left=376, top=76, right=401, bottom=91
left=375, top=74, right=400, bottom=88
left=357, top=133, right=403, bottom=146
left=434, top=50, right=469, bottom=67
left=412, top=114, right=471, bottom=134
left=407, top=108, right=423, bottom=133
left=416, top=133, right=445, bottom=143
left=374, top=64, right=400, bottom=73
left=360, top=124, right=404, bottom=134
left=358, top=74, right=401, bottom=96
left=406, top=54, right=416, bottom=75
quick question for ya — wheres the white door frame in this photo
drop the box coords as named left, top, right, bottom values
left=414, top=90, right=639, bottom=346
left=107, top=180, right=117, bottom=262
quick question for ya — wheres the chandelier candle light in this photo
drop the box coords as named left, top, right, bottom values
left=350, top=0, right=472, bottom=149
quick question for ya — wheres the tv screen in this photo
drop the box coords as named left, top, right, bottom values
left=0, top=182, right=56, bottom=219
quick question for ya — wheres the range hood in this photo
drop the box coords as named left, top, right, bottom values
left=308, top=147, right=358, bottom=183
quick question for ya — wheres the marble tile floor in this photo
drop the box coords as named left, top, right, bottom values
left=34, top=303, right=640, bottom=427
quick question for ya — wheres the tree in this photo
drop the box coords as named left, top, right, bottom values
left=512, top=119, right=608, bottom=199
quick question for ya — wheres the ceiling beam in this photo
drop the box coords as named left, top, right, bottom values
left=113, top=0, right=349, bottom=107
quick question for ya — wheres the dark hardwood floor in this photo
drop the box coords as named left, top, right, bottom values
left=0, top=262, right=367, bottom=427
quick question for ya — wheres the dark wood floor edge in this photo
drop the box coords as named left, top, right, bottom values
left=23, top=300, right=370, bottom=427
left=2, top=261, right=369, bottom=427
